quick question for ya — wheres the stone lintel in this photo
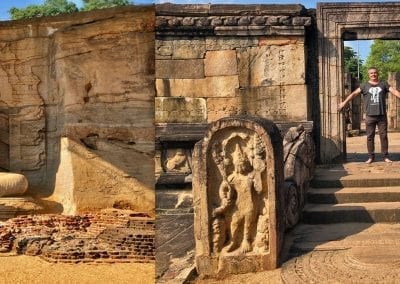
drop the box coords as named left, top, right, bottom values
left=155, top=121, right=313, bottom=143
left=270, top=25, right=305, bottom=36
left=156, top=26, right=215, bottom=37
left=156, top=3, right=307, bottom=17
left=156, top=4, right=312, bottom=37
left=214, top=26, right=272, bottom=36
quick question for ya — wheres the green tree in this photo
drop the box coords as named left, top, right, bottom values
left=10, top=0, right=78, bottom=20
left=363, top=39, right=400, bottom=81
left=81, top=0, right=132, bottom=11
left=344, top=46, right=363, bottom=80
left=9, top=0, right=133, bottom=20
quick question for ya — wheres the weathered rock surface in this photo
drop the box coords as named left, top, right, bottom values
left=0, top=173, right=28, bottom=197
left=192, top=116, right=285, bottom=277
left=0, top=6, right=155, bottom=215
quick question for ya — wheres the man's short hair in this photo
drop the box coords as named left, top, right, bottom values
left=368, top=67, right=378, bottom=72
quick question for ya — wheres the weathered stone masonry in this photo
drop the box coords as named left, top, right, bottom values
left=0, top=209, right=155, bottom=263
left=155, top=4, right=315, bottom=184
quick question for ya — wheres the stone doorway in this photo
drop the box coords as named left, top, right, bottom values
left=317, top=2, right=400, bottom=163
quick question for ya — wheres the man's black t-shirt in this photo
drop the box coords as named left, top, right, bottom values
left=360, top=81, right=390, bottom=116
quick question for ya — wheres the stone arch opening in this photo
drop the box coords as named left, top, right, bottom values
left=317, top=2, right=400, bottom=163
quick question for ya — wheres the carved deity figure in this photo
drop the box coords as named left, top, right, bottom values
left=164, top=148, right=191, bottom=173
left=211, top=133, right=268, bottom=255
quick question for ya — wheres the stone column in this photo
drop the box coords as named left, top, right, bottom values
left=192, top=116, right=284, bottom=277
left=388, top=72, right=400, bottom=130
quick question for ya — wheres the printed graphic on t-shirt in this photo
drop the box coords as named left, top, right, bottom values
left=369, top=86, right=382, bottom=104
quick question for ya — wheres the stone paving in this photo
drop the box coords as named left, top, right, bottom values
left=157, top=132, right=400, bottom=283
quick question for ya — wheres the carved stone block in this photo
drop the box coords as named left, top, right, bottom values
left=237, top=44, right=305, bottom=87
left=193, top=116, right=285, bottom=277
left=156, top=76, right=239, bottom=98
left=155, top=97, right=207, bottom=123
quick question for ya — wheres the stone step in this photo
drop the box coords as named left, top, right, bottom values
left=310, top=173, right=400, bottom=188
left=303, top=202, right=400, bottom=223
left=0, top=197, right=44, bottom=221
left=156, top=188, right=193, bottom=210
left=307, top=186, right=400, bottom=204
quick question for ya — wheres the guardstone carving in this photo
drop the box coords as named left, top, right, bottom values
left=193, top=116, right=284, bottom=277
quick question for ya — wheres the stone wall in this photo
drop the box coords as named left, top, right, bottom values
left=155, top=4, right=314, bottom=184
left=0, top=6, right=155, bottom=215
left=156, top=4, right=311, bottom=124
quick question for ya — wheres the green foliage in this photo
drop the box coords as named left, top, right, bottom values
left=363, top=40, right=400, bottom=81
left=344, top=46, right=363, bottom=80
left=9, top=0, right=133, bottom=20
left=82, top=0, right=131, bottom=11
left=10, top=0, right=78, bottom=20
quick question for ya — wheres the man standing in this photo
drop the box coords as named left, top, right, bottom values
left=338, top=67, right=400, bottom=163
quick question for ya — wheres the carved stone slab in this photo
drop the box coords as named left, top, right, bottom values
left=192, top=116, right=284, bottom=277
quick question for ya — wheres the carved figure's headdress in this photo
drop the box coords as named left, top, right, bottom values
left=232, top=143, right=247, bottom=165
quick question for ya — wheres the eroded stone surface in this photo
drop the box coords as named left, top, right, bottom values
left=192, top=116, right=285, bottom=277
left=0, top=6, right=155, bottom=215
left=283, top=125, right=315, bottom=228
left=0, top=173, right=28, bottom=197
left=0, top=209, right=154, bottom=263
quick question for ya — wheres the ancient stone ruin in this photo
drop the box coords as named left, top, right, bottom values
left=283, top=125, right=315, bottom=228
left=0, top=6, right=155, bottom=216
left=0, top=209, right=154, bottom=263
left=0, top=6, right=156, bottom=265
left=192, top=116, right=285, bottom=277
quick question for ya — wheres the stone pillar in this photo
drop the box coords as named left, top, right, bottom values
left=192, top=116, right=284, bottom=277
left=388, top=72, right=400, bottom=130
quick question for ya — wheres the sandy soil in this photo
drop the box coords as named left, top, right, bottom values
left=194, top=269, right=283, bottom=284
left=0, top=254, right=154, bottom=284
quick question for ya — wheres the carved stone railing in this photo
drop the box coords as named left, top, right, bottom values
left=283, top=125, right=315, bottom=229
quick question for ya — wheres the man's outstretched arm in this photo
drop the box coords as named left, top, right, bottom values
left=338, top=87, right=362, bottom=111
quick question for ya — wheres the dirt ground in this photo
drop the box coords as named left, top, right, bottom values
left=0, top=254, right=154, bottom=284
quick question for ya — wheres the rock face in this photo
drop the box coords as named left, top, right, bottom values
left=192, top=116, right=285, bottom=277
left=0, top=6, right=155, bottom=216
left=0, top=173, right=28, bottom=197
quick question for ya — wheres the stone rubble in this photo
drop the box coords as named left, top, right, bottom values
left=0, top=209, right=155, bottom=263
